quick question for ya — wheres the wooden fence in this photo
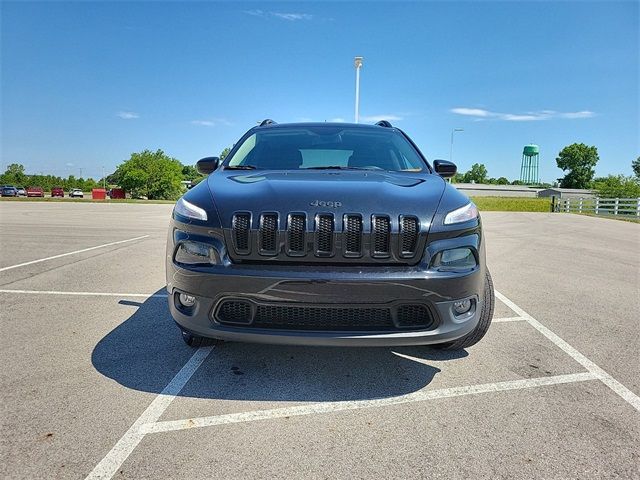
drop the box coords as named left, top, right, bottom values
left=552, top=197, right=640, bottom=217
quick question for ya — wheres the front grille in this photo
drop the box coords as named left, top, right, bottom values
left=258, top=213, right=278, bottom=255
left=214, top=300, right=436, bottom=331
left=315, top=214, right=334, bottom=255
left=343, top=215, right=363, bottom=256
left=232, top=213, right=250, bottom=254
left=400, top=216, right=419, bottom=257
left=287, top=214, right=306, bottom=255
left=372, top=215, right=391, bottom=257
left=396, top=304, right=434, bottom=328
left=228, top=211, right=424, bottom=264
left=217, top=300, right=252, bottom=324
left=254, top=305, right=394, bottom=331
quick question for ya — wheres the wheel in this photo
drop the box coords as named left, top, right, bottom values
left=434, top=270, right=495, bottom=350
left=181, top=330, right=221, bottom=347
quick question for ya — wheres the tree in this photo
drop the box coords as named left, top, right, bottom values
left=219, top=147, right=231, bottom=161
left=114, top=149, right=184, bottom=200
left=556, top=143, right=599, bottom=189
left=496, top=177, right=509, bottom=185
left=1, top=163, right=27, bottom=185
left=462, top=163, right=488, bottom=184
left=592, top=175, right=640, bottom=198
left=632, top=156, right=640, bottom=179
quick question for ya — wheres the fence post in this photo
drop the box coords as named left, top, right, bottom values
left=637, top=198, right=640, bottom=217
left=565, top=198, right=570, bottom=213
left=614, top=198, right=619, bottom=216
left=578, top=197, right=583, bottom=213
left=595, top=197, right=600, bottom=215
left=551, top=196, right=556, bottom=212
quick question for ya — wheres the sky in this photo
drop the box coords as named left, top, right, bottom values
left=1, top=1, right=638, bottom=182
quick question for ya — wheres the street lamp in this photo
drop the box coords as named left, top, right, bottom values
left=354, top=56, right=363, bottom=123
left=450, top=128, right=464, bottom=163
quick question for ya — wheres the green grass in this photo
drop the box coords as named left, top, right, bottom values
left=470, top=196, right=552, bottom=212
left=0, top=196, right=175, bottom=204
left=575, top=213, right=640, bottom=223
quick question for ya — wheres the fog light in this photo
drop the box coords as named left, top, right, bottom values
left=453, top=299, right=472, bottom=315
left=179, top=293, right=196, bottom=307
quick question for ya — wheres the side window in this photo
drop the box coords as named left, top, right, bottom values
left=228, top=134, right=257, bottom=166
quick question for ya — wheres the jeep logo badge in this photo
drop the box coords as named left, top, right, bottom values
left=310, top=200, right=342, bottom=208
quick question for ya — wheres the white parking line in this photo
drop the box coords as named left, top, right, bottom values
left=0, top=289, right=167, bottom=298
left=492, top=316, right=526, bottom=323
left=85, top=346, right=214, bottom=480
left=495, top=290, right=640, bottom=412
left=0, top=235, right=149, bottom=272
left=138, top=372, right=598, bottom=435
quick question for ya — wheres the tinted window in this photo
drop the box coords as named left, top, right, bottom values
left=226, top=126, right=426, bottom=172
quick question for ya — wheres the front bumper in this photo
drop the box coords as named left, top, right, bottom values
left=166, top=226, right=486, bottom=347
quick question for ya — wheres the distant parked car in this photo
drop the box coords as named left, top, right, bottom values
left=69, top=188, right=84, bottom=198
left=26, top=186, right=44, bottom=197
left=1, top=186, right=18, bottom=197
left=51, top=187, right=64, bottom=197
left=16, top=187, right=26, bottom=196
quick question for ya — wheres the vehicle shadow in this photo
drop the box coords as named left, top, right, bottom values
left=92, top=289, right=467, bottom=402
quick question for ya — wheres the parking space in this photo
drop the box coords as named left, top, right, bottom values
left=1, top=203, right=638, bottom=479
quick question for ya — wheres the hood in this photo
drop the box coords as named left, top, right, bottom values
left=208, top=169, right=446, bottom=226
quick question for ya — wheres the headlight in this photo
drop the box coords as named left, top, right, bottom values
left=431, top=247, right=477, bottom=271
left=444, top=202, right=478, bottom=225
left=174, top=198, right=207, bottom=221
left=174, top=241, right=220, bottom=265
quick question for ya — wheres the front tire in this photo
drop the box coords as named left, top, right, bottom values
left=435, top=270, right=495, bottom=350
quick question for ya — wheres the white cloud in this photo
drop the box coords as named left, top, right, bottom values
left=450, top=108, right=491, bottom=118
left=359, top=114, right=403, bottom=122
left=272, top=12, right=313, bottom=21
left=451, top=107, right=595, bottom=122
left=65, top=162, right=74, bottom=167
left=244, top=10, right=313, bottom=21
left=190, top=118, right=232, bottom=127
left=329, top=117, right=346, bottom=123
left=117, top=111, right=139, bottom=119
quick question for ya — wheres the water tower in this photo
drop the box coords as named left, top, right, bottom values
left=520, top=144, right=540, bottom=184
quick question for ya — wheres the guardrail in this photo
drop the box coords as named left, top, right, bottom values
left=552, top=197, right=640, bottom=217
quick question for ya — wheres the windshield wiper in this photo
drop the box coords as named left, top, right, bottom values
left=225, top=165, right=258, bottom=170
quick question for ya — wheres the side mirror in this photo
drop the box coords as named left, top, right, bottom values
left=433, top=159, right=457, bottom=178
left=196, top=157, right=220, bottom=175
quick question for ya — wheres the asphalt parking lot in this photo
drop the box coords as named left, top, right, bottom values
left=1, top=202, right=639, bottom=479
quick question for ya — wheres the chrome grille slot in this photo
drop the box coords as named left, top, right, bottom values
left=315, top=214, right=334, bottom=256
left=287, top=214, right=306, bottom=256
left=372, top=215, right=391, bottom=257
left=232, top=213, right=251, bottom=254
left=343, top=214, right=363, bottom=257
left=258, top=213, right=278, bottom=255
left=400, top=216, right=419, bottom=257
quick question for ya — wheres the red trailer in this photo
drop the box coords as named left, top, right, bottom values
left=92, top=188, right=107, bottom=200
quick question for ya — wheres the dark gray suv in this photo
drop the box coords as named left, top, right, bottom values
left=166, top=121, right=494, bottom=350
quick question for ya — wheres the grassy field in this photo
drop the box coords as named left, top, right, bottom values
left=471, top=196, right=552, bottom=212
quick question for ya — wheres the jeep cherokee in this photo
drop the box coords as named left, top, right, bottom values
left=166, top=120, right=494, bottom=350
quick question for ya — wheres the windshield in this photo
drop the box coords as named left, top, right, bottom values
left=226, top=126, right=427, bottom=172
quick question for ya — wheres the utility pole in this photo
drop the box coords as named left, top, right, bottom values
left=354, top=56, right=363, bottom=123
left=102, top=166, right=106, bottom=190
left=450, top=128, right=464, bottom=163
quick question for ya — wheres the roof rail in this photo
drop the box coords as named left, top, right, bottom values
left=260, top=119, right=277, bottom=126
left=375, top=120, right=393, bottom=128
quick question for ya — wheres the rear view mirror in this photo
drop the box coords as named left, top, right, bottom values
left=433, top=160, right=457, bottom=178
left=196, top=157, right=220, bottom=174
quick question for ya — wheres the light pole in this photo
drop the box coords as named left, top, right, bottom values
left=354, top=56, right=363, bottom=123
left=102, top=166, right=106, bottom=190
left=450, top=128, right=464, bottom=163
